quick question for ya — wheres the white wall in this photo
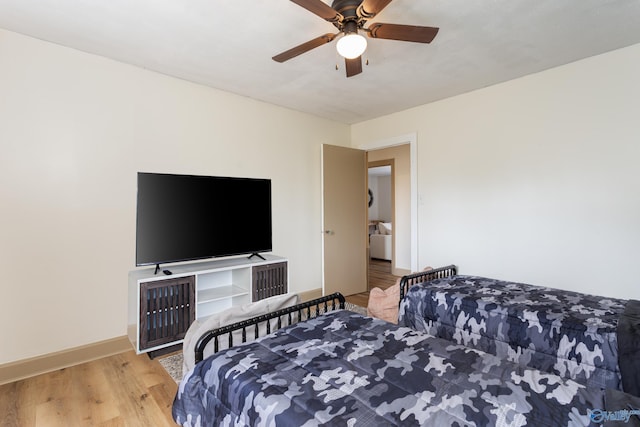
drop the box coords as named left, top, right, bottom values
left=368, top=175, right=391, bottom=222
left=376, top=176, right=392, bottom=222
left=367, top=175, right=380, bottom=220
left=0, top=29, right=350, bottom=364
left=352, top=43, right=640, bottom=300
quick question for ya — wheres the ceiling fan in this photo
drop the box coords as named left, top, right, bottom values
left=272, top=0, right=439, bottom=77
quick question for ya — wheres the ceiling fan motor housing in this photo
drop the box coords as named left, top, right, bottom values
left=331, top=0, right=364, bottom=32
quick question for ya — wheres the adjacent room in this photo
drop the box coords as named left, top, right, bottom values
left=1, top=0, right=639, bottom=425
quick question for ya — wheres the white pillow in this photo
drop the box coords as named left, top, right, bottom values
left=378, top=222, right=392, bottom=235
left=182, top=293, right=300, bottom=374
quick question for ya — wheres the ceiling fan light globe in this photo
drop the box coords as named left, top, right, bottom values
left=336, top=33, right=367, bottom=59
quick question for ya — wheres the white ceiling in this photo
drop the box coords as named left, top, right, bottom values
left=1, top=0, right=639, bottom=124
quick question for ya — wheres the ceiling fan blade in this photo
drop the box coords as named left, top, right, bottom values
left=358, top=0, right=393, bottom=19
left=367, top=23, right=439, bottom=43
left=272, top=33, right=337, bottom=63
left=290, top=0, right=342, bottom=23
left=345, top=56, right=362, bottom=78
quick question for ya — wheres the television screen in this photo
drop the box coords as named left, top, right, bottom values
left=136, top=172, right=272, bottom=266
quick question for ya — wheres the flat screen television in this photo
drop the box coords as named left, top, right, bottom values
left=136, top=172, right=272, bottom=268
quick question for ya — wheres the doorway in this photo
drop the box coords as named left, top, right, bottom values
left=366, top=144, right=412, bottom=282
left=321, top=134, right=418, bottom=302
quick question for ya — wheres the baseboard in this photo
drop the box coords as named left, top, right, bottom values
left=298, top=288, right=323, bottom=302
left=0, top=336, right=131, bottom=385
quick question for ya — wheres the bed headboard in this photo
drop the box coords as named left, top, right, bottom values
left=194, top=292, right=345, bottom=364
left=399, top=265, right=457, bottom=301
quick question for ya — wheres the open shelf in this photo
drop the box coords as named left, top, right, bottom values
left=198, top=285, right=249, bottom=304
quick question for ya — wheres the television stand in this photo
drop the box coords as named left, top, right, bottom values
left=128, top=254, right=288, bottom=355
left=248, top=253, right=266, bottom=260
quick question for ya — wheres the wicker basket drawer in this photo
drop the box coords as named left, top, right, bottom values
left=252, top=262, right=288, bottom=301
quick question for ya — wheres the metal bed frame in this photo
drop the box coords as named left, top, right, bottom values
left=194, top=292, right=345, bottom=363
left=398, top=264, right=458, bottom=301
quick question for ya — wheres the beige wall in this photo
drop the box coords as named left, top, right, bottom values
left=352, top=43, right=640, bottom=300
left=0, top=29, right=350, bottom=364
left=368, top=145, right=411, bottom=273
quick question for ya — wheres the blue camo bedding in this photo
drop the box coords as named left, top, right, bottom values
left=398, top=275, right=638, bottom=393
left=172, top=309, right=637, bottom=426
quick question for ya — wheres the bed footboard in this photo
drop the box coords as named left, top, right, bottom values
left=399, top=265, right=457, bottom=301
left=194, top=292, right=345, bottom=364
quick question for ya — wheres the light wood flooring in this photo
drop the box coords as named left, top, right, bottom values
left=0, top=350, right=178, bottom=427
left=0, top=259, right=398, bottom=427
left=345, top=259, right=399, bottom=307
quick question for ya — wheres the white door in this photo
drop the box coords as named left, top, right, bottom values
left=321, top=144, right=368, bottom=297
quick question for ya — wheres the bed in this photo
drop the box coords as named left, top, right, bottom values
left=398, top=269, right=640, bottom=396
left=172, top=293, right=640, bottom=426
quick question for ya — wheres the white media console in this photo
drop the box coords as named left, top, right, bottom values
left=127, top=254, right=288, bottom=356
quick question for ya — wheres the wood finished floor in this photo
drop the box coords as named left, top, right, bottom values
left=345, top=259, right=399, bottom=307
left=0, top=350, right=178, bottom=427
left=0, top=259, right=398, bottom=426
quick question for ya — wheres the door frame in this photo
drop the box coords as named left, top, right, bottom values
left=358, top=133, right=418, bottom=273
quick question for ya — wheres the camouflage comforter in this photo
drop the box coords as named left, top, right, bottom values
left=398, top=275, right=634, bottom=393
left=172, top=309, right=638, bottom=426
